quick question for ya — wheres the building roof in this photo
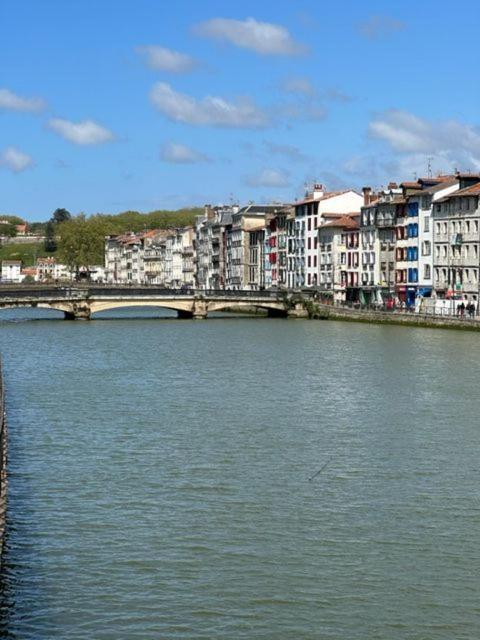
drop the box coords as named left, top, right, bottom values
left=294, top=189, right=360, bottom=206
left=318, top=215, right=359, bottom=230
left=238, top=204, right=289, bottom=215
left=437, top=182, right=480, bottom=201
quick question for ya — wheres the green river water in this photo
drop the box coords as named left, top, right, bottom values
left=0, top=308, right=479, bottom=639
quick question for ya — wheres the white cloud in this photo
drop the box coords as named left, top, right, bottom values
left=358, top=15, right=405, bottom=40
left=150, top=82, right=268, bottom=128
left=160, top=142, right=210, bottom=164
left=136, top=45, right=197, bottom=73
left=47, top=118, right=115, bottom=145
left=369, top=109, right=480, bottom=166
left=245, top=168, right=290, bottom=188
left=281, top=76, right=315, bottom=97
left=0, top=146, right=34, bottom=172
left=195, top=17, right=304, bottom=55
left=0, top=88, right=46, bottom=112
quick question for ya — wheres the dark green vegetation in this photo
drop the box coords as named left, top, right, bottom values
left=0, top=215, right=23, bottom=238
left=0, top=243, right=49, bottom=266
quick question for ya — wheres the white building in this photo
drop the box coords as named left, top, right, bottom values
left=1, top=260, right=22, bottom=283
left=225, top=205, right=283, bottom=290
left=433, top=175, right=480, bottom=301
left=411, top=177, right=459, bottom=298
left=290, top=184, right=363, bottom=288
left=194, top=205, right=236, bottom=289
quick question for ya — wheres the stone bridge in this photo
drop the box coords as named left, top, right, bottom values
left=0, top=286, right=310, bottom=320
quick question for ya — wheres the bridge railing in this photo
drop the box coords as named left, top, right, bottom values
left=0, top=284, right=318, bottom=300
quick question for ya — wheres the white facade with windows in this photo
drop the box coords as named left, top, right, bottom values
left=289, top=185, right=363, bottom=288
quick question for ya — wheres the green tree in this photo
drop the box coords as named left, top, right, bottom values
left=2, top=223, right=17, bottom=238
left=52, top=208, right=71, bottom=224
left=57, top=215, right=108, bottom=279
left=44, top=220, right=57, bottom=252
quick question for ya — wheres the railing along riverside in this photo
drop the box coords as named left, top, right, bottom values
left=0, top=358, right=7, bottom=559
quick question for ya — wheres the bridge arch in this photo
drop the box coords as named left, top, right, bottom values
left=205, top=300, right=287, bottom=316
left=89, top=298, right=197, bottom=317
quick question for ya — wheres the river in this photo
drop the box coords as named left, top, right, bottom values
left=0, top=308, right=479, bottom=639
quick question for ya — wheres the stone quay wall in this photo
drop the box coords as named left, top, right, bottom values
left=309, top=303, right=480, bottom=332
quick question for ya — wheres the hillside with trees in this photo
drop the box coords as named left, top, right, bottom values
left=0, top=207, right=202, bottom=267
left=56, top=207, right=202, bottom=268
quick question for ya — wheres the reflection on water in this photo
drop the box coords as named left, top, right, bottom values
left=1, top=308, right=480, bottom=639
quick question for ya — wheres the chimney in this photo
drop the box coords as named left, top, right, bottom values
left=362, top=186, right=372, bottom=206
left=312, top=183, right=324, bottom=200
left=204, top=204, right=215, bottom=220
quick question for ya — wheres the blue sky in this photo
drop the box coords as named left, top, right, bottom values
left=1, top=0, right=480, bottom=220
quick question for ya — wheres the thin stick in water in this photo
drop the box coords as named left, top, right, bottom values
left=308, top=458, right=331, bottom=482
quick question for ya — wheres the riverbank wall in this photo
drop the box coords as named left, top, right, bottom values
left=309, top=303, right=480, bottom=331
left=0, top=360, right=7, bottom=560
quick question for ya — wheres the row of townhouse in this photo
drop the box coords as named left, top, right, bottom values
left=103, top=174, right=480, bottom=304
left=105, top=227, right=195, bottom=287
left=317, top=173, right=480, bottom=306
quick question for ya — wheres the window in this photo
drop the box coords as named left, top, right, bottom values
left=408, top=202, right=419, bottom=217
left=424, top=216, right=430, bottom=232
left=307, top=217, right=312, bottom=231
left=424, top=264, right=431, bottom=279
left=422, top=241, right=431, bottom=256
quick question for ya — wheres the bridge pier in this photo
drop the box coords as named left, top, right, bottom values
left=287, top=303, right=309, bottom=318
left=192, top=300, right=207, bottom=319
left=64, top=303, right=91, bottom=320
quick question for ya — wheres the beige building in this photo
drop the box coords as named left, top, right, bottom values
left=318, top=215, right=359, bottom=303
left=433, top=175, right=480, bottom=301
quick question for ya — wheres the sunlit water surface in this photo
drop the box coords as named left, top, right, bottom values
left=0, top=307, right=479, bottom=639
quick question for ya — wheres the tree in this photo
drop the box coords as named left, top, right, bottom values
left=44, top=220, right=57, bottom=252
left=2, top=223, right=17, bottom=238
left=52, top=208, right=71, bottom=225
left=57, top=215, right=108, bottom=279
